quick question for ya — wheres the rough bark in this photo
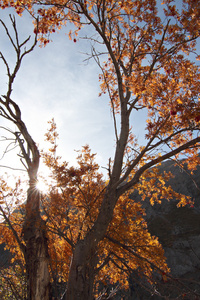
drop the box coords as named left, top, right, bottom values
left=17, top=126, right=52, bottom=300
left=65, top=240, right=97, bottom=300
left=23, top=187, right=51, bottom=300
left=64, top=190, right=118, bottom=300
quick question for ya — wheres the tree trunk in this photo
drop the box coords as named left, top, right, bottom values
left=65, top=240, right=97, bottom=300
left=64, top=190, right=118, bottom=300
left=23, top=186, right=51, bottom=300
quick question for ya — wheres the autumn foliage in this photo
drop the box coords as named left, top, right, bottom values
left=0, top=120, right=170, bottom=299
left=0, top=0, right=200, bottom=299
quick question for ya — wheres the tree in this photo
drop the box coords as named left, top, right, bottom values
left=0, top=16, right=51, bottom=299
left=0, top=120, right=170, bottom=299
left=0, top=0, right=200, bottom=299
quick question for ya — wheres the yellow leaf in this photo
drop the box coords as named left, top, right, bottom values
left=177, top=98, right=182, bottom=104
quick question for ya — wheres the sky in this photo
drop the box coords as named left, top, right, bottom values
left=0, top=8, right=147, bottom=183
left=0, top=9, right=146, bottom=181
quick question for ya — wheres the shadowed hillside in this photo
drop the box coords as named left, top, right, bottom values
left=130, top=159, right=200, bottom=299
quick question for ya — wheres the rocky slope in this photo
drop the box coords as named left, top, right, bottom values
left=129, top=159, right=200, bottom=299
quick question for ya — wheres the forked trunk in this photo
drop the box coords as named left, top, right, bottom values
left=23, top=186, right=51, bottom=300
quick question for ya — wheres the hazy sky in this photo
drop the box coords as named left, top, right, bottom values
left=0, top=9, right=146, bottom=180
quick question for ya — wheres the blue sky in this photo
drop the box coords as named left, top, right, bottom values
left=0, top=9, right=146, bottom=181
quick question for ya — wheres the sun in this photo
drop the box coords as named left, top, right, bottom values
left=36, top=177, right=49, bottom=193
left=36, top=165, right=51, bottom=193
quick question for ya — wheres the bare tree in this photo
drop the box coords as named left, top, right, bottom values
left=0, top=15, right=51, bottom=300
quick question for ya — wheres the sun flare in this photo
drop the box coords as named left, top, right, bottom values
left=36, top=178, right=49, bottom=193
left=36, top=165, right=52, bottom=193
